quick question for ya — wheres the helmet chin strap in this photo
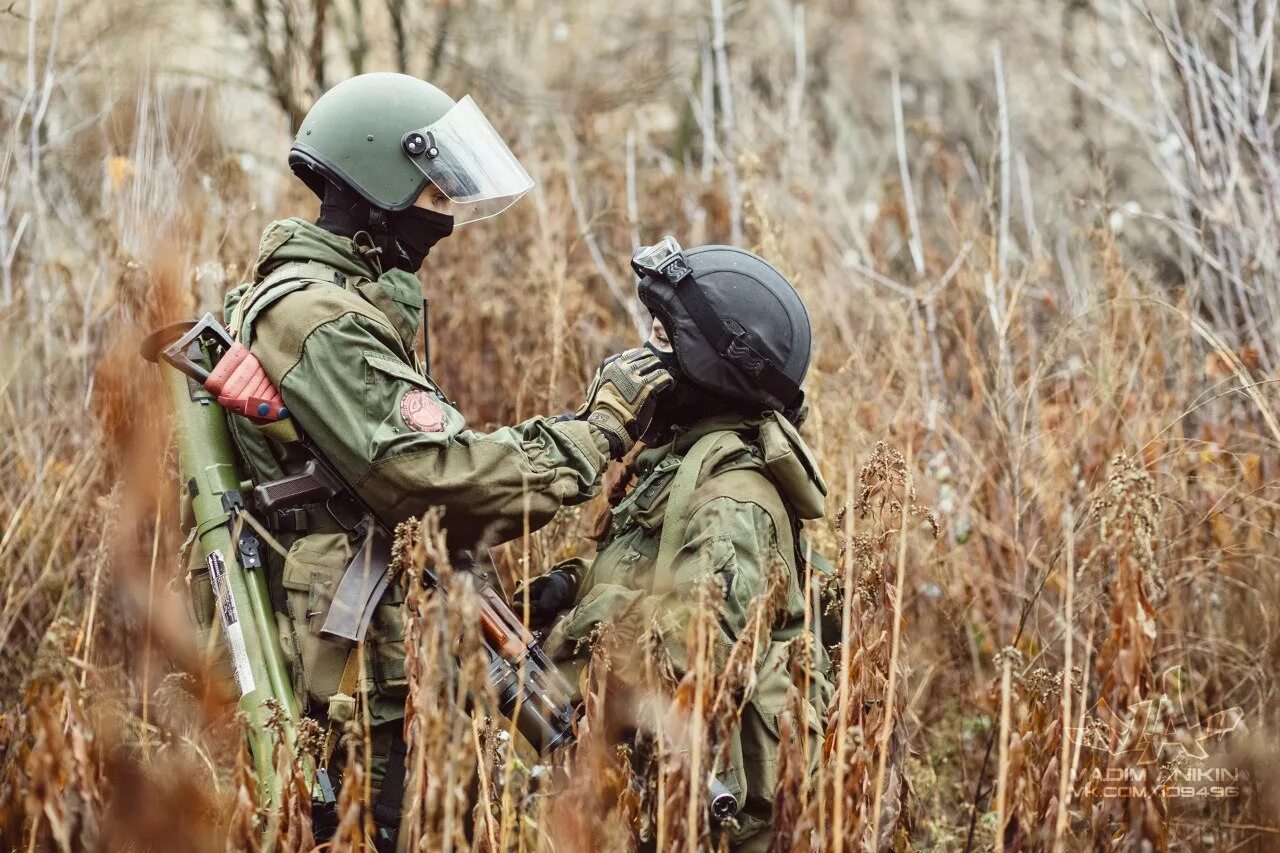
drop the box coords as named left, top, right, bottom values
left=640, top=341, right=751, bottom=443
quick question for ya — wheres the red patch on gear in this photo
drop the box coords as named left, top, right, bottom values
left=400, top=389, right=445, bottom=433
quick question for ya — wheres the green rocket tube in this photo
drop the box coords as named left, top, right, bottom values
left=164, top=342, right=298, bottom=803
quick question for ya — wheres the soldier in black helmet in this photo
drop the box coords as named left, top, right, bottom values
left=524, top=237, right=834, bottom=851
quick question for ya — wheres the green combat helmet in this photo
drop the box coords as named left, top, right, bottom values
left=289, top=72, right=533, bottom=224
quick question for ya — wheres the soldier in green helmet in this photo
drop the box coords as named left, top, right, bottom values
left=218, top=72, right=672, bottom=848
left=526, top=237, right=834, bottom=851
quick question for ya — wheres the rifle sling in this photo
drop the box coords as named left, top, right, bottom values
left=321, top=648, right=363, bottom=767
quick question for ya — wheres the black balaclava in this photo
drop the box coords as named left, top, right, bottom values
left=317, top=180, right=453, bottom=273
left=315, top=178, right=368, bottom=238
left=642, top=341, right=744, bottom=444
left=385, top=206, right=454, bottom=272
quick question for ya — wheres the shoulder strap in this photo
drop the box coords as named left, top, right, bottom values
left=653, top=430, right=740, bottom=573
left=655, top=431, right=800, bottom=585
left=708, top=467, right=798, bottom=573
left=230, top=260, right=340, bottom=341
left=674, top=283, right=801, bottom=408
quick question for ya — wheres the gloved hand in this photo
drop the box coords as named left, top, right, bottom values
left=577, top=347, right=674, bottom=458
left=512, top=568, right=577, bottom=630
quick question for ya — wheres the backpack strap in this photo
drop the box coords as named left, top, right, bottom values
left=704, top=468, right=797, bottom=575
left=653, top=430, right=737, bottom=574
left=222, top=261, right=337, bottom=461
left=229, top=260, right=341, bottom=343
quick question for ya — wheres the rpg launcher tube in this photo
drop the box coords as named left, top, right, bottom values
left=163, top=337, right=300, bottom=805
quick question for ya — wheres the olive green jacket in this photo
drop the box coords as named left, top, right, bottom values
left=545, top=412, right=833, bottom=706
left=543, top=412, right=833, bottom=839
left=224, top=218, right=609, bottom=543
left=219, top=218, right=609, bottom=719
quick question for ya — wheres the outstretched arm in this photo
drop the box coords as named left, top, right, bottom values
left=260, top=306, right=609, bottom=545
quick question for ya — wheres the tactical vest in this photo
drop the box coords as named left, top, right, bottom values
left=564, top=414, right=835, bottom=686
left=589, top=414, right=825, bottom=583
left=554, top=414, right=835, bottom=823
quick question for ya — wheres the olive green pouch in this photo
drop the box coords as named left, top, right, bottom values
left=281, top=532, right=355, bottom=708
left=368, top=580, right=408, bottom=698
left=280, top=531, right=409, bottom=715
left=179, top=522, right=216, bottom=633
left=759, top=412, right=827, bottom=520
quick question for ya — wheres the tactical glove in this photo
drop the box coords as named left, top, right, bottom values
left=578, top=347, right=674, bottom=458
left=513, top=568, right=578, bottom=630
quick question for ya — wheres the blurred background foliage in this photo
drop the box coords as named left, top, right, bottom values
left=2, top=0, right=1280, bottom=849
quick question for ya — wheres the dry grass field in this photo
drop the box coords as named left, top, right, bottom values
left=3, top=0, right=1280, bottom=849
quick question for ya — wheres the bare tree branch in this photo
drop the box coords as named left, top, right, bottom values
left=428, top=2, right=452, bottom=80
left=310, top=0, right=327, bottom=96
left=385, top=0, right=407, bottom=74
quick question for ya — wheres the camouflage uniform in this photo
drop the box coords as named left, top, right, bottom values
left=217, top=216, right=610, bottom=797
left=545, top=412, right=833, bottom=852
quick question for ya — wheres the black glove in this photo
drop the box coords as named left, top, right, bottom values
left=513, top=569, right=577, bottom=630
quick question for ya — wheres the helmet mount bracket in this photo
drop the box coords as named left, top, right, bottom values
left=631, top=235, right=690, bottom=284
left=402, top=131, right=439, bottom=159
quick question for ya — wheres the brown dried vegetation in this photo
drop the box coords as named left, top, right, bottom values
left=3, top=0, right=1280, bottom=850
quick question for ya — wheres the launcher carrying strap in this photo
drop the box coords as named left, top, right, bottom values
left=228, top=260, right=341, bottom=344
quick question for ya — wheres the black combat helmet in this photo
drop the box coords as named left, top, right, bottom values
left=632, top=237, right=811, bottom=418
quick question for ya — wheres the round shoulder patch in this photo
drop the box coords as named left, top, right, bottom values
left=401, top=389, right=445, bottom=433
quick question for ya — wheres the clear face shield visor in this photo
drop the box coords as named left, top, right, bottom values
left=402, top=96, right=534, bottom=225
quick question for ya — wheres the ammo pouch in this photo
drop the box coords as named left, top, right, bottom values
left=280, top=532, right=408, bottom=716
left=758, top=412, right=827, bottom=520
left=179, top=486, right=220, bottom=646
left=181, top=524, right=217, bottom=641
left=747, top=637, right=832, bottom=747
